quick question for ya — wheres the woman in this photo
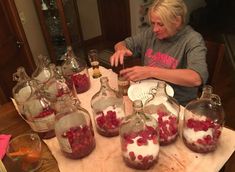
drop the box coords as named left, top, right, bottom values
left=110, top=0, right=208, bottom=106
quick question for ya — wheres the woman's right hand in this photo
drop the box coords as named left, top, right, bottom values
left=110, top=42, right=133, bottom=67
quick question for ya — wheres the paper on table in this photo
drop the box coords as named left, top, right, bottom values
left=0, top=134, right=11, bottom=159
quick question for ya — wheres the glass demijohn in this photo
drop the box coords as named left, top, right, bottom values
left=119, top=100, right=159, bottom=170
left=182, top=85, right=225, bottom=153
left=42, top=63, right=71, bottom=102
left=23, top=90, right=56, bottom=139
left=143, top=81, right=180, bottom=145
left=91, top=77, right=125, bottom=137
left=55, top=96, right=95, bottom=159
left=61, top=46, right=90, bottom=94
left=12, top=67, right=35, bottom=116
left=31, top=55, right=51, bottom=85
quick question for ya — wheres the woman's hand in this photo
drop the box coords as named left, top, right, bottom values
left=120, top=66, right=152, bottom=81
left=110, top=49, right=133, bottom=67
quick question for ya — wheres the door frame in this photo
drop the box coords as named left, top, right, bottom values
left=0, top=0, right=35, bottom=104
left=1, top=0, right=35, bottom=71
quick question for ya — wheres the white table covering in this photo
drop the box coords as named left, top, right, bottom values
left=44, top=66, right=235, bottom=172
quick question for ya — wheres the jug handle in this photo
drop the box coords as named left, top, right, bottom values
left=211, top=94, right=222, bottom=106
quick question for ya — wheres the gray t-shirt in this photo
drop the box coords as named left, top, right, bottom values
left=124, top=25, right=208, bottom=106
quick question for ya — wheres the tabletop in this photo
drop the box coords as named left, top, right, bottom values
left=1, top=66, right=235, bottom=172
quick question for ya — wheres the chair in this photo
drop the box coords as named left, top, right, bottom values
left=205, top=40, right=225, bottom=86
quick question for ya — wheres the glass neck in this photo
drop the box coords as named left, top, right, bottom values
left=13, top=67, right=30, bottom=82
left=154, top=81, right=167, bottom=96
left=200, top=85, right=213, bottom=99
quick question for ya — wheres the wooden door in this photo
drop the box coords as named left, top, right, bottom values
left=97, top=0, right=131, bottom=45
left=0, top=0, right=35, bottom=104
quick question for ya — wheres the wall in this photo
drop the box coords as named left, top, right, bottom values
left=14, top=0, right=49, bottom=63
left=129, top=0, right=142, bottom=36
left=76, top=0, right=101, bottom=41
left=184, top=0, right=206, bottom=23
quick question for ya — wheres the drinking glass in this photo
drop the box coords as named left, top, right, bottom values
left=88, top=49, right=102, bottom=78
left=6, top=133, right=42, bottom=172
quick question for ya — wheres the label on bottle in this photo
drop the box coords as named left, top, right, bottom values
left=57, top=137, right=72, bottom=153
left=30, top=113, right=55, bottom=132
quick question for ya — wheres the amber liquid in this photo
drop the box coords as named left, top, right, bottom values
left=91, top=61, right=102, bottom=78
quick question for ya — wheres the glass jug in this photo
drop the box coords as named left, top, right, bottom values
left=31, top=55, right=51, bottom=85
left=61, top=46, right=90, bottom=94
left=42, top=63, right=71, bottom=102
left=182, top=85, right=225, bottom=153
left=12, top=67, right=35, bottom=116
left=23, top=90, right=56, bottom=139
left=91, top=77, right=125, bottom=137
left=119, top=100, right=159, bottom=170
left=143, top=81, right=180, bottom=145
left=55, top=96, right=95, bottom=159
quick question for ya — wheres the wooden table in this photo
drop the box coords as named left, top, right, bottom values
left=0, top=102, right=60, bottom=172
left=1, top=67, right=235, bottom=172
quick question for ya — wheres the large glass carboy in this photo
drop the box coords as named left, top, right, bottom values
left=143, top=81, right=180, bottom=145
left=120, top=100, right=159, bottom=170
left=54, top=96, right=95, bottom=159
left=12, top=67, right=35, bottom=116
left=61, top=46, right=90, bottom=94
left=182, top=85, right=225, bottom=153
left=91, top=77, right=125, bottom=137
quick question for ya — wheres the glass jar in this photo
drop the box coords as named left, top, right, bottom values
left=143, top=81, right=180, bottom=145
left=120, top=100, right=159, bottom=170
left=61, top=46, right=90, bottom=94
left=118, top=74, right=130, bottom=96
left=42, top=63, right=71, bottom=102
left=12, top=67, right=35, bottom=116
left=23, top=90, right=56, bottom=139
left=182, top=85, right=225, bottom=153
left=54, top=96, right=95, bottom=159
left=91, top=77, right=125, bottom=137
left=32, top=55, right=51, bottom=85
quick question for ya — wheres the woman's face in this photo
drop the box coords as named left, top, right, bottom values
left=150, top=12, right=178, bottom=40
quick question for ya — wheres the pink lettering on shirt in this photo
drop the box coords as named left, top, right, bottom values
left=145, top=48, right=179, bottom=69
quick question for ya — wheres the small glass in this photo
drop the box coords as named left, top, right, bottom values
left=88, top=49, right=102, bottom=78
left=6, top=133, right=42, bottom=172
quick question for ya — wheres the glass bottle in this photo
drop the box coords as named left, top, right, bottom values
left=91, top=77, right=125, bottom=137
left=42, top=63, right=71, bottom=102
left=143, top=81, right=180, bottom=145
left=23, top=90, right=56, bottom=139
left=117, top=74, right=130, bottom=96
left=119, top=100, right=159, bottom=170
left=32, top=55, right=51, bottom=85
left=54, top=96, right=95, bottom=159
left=182, top=85, right=225, bottom=153
left=88, top=49, right=102, bottom=78
left=12, top=67, right=36, bottom=116
left=61, top=46, right=91, bottom=94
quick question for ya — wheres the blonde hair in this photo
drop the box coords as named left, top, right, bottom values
left=148, top=0, right=187, bottom=33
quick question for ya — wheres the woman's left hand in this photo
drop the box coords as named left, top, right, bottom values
left=120, top=66, right=152, bottom=81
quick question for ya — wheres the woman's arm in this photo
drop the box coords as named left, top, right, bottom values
left=120, top=66, right=202, bottom=87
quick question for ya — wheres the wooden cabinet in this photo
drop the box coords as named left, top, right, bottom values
left=34, top=0, right=83, bottom=64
